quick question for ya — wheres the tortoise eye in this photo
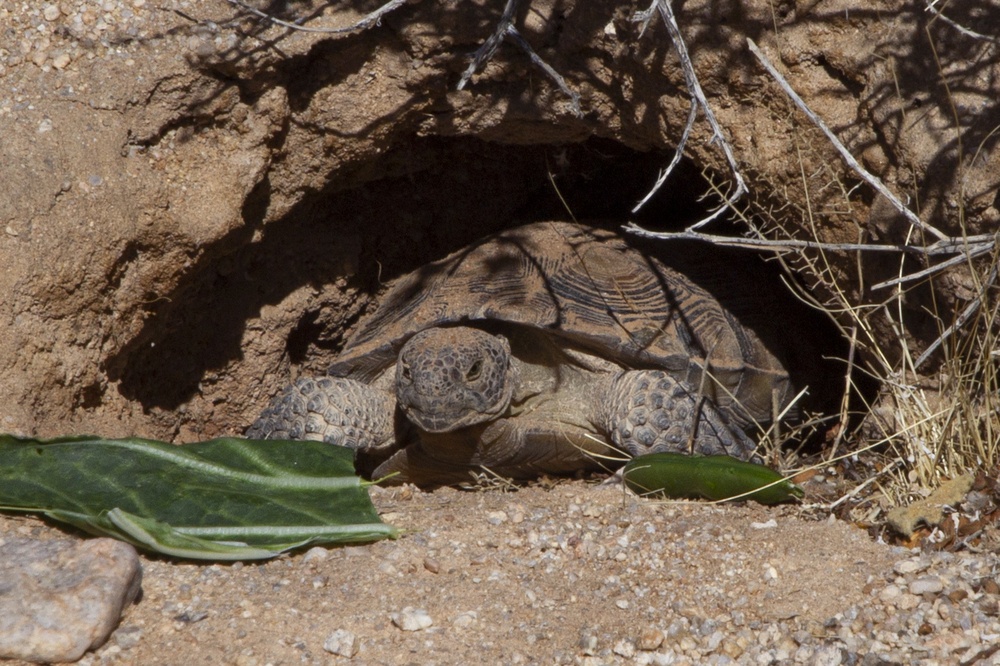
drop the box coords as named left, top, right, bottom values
left=400, top=364, right=412, bottom=382
left=466, top=359, right=483, bottom=381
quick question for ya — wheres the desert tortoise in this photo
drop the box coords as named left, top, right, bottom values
left=248, top=221, right=801, bottom=486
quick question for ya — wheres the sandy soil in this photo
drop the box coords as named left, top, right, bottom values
left=2, top=482, right=909, bottom=665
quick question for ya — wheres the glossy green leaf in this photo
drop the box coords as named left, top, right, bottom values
left=623, top=453, right=804, bottom=504
left=0, top=435, right=397, bottom=559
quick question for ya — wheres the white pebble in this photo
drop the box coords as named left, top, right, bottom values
left=486, top=511, right=508, bottom=525
left=390, top=607, right=433, bottom=631
left=452, top=611, right=477, bottom=628
left=301, top=546, right=329, bottom=563
left=894, top=560, right=925, bottom=575
left=909, top=576, right=944, bottom=595
left=613, top=638, right=636, bottom=658
left=322, top=629, right=357, bottom=658
left=879, top=584, right=901, bottom=602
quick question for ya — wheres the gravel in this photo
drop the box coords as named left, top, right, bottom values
left=46, top=483, right=995, bottom=665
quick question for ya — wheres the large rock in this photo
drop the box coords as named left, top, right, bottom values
left=0, top=537, right=142, bottom=663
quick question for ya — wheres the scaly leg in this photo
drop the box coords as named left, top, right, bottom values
left=247, top=377, right=397, bottom=456
left=598, top=370, right=756, bottom=460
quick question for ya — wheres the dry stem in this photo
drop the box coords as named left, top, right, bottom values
left=224, top=0, right=408, bottom=35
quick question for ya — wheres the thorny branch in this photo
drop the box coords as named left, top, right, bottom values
left=632, top=103, right=698, bottom=214
left=622, top=227, right=996, bottom=260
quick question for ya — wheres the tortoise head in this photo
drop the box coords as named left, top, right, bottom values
left=395, top=326, right=516, bottom=433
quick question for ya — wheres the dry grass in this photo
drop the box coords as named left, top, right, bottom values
left=730, top=117, right=1000, bottom=511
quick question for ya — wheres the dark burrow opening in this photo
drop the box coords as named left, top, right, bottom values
left=105, top=134, right=854, bottom=449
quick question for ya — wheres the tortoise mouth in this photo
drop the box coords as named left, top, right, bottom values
left=400, top=400, right=507, bottom=433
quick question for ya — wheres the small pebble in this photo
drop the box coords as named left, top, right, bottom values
left=323, top=629, right=358, bottom=658
left=909, top=576, right=944, bottom=596
left=637, top=628, right=664, bottom=650
left=879, top=584, right=902, bottom=602
left=452, top=611, right=477, bottom=629
left=389, top=607, right=432, bottom=631
left=301, top=547, right=329, bottom=564
left=613, top=638, right=636, bottom=658
left=894, top=559, right=925, bottom=575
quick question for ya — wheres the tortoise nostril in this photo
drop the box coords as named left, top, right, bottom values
left=466, top=359, right=483, bottom=382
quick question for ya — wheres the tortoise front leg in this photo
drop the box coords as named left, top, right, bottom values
left=597, top=370, right=757, bottom=460
left=247, top=377, right=397, bottom=456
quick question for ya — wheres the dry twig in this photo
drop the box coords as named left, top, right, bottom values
left=224, top=0, right=408, bottom=35
left=623, top=225, right=995, bottom=260
left=915, top=261, right=999, bottom=368
left=747, top=38, right=947, bottom=242
left=630, top=0, right=747, bottom=226
left=925, top=0, right=1000, bottom=43
left=457, top=0, right=582, bottom=117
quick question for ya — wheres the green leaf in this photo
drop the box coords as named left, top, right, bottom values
left=623, top=453, right=804, bottom=505
left=0, top=435, right=398, bottom=560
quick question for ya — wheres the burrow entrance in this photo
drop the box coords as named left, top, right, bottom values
left=105, top=135, right=849, bottom=443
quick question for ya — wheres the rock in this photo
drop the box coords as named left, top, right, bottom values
left=0, top=537, right=142, bottom=663
left=613, top=638, right=636, bottom=658
left=893, top=559, right=926, bottom=575
left=909, top=576, right=944, bottom=596
left=886, top=475, right=975, bottom=537
left=452, top=611, right=477, bottom=629
left=389, top=606, right=432, bottom=631
left=637, top=627, right=664, bottom=651
left=323, top=629, right=358, bottom=657
left=879, top=584, right=902, bottom=603
left=301, top=546, right=330, bottom=564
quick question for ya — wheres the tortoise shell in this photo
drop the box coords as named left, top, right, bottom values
left=328, top=221, right=796, bottom=427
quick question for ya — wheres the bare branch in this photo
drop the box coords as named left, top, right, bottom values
left=224, top=0, right=409, bottom=35
left=914, top=262, right=999, bottom=368
left=871, top=241, right=996, bottom=290
left=925, top=0, right=1000, bottom=43
left=503, top=29, right=582, bottom=116
left=623, top=223, right=995, bottom=258
left=747, top=38, right=948, bottom=242
left=630, top=0, right=747, bottom=226
left=632, top=102, right=697, bottom=213
left=457, top=0, right=582, bottom=117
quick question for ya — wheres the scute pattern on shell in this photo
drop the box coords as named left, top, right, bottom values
left=328, top=222, right=793, bottom=426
